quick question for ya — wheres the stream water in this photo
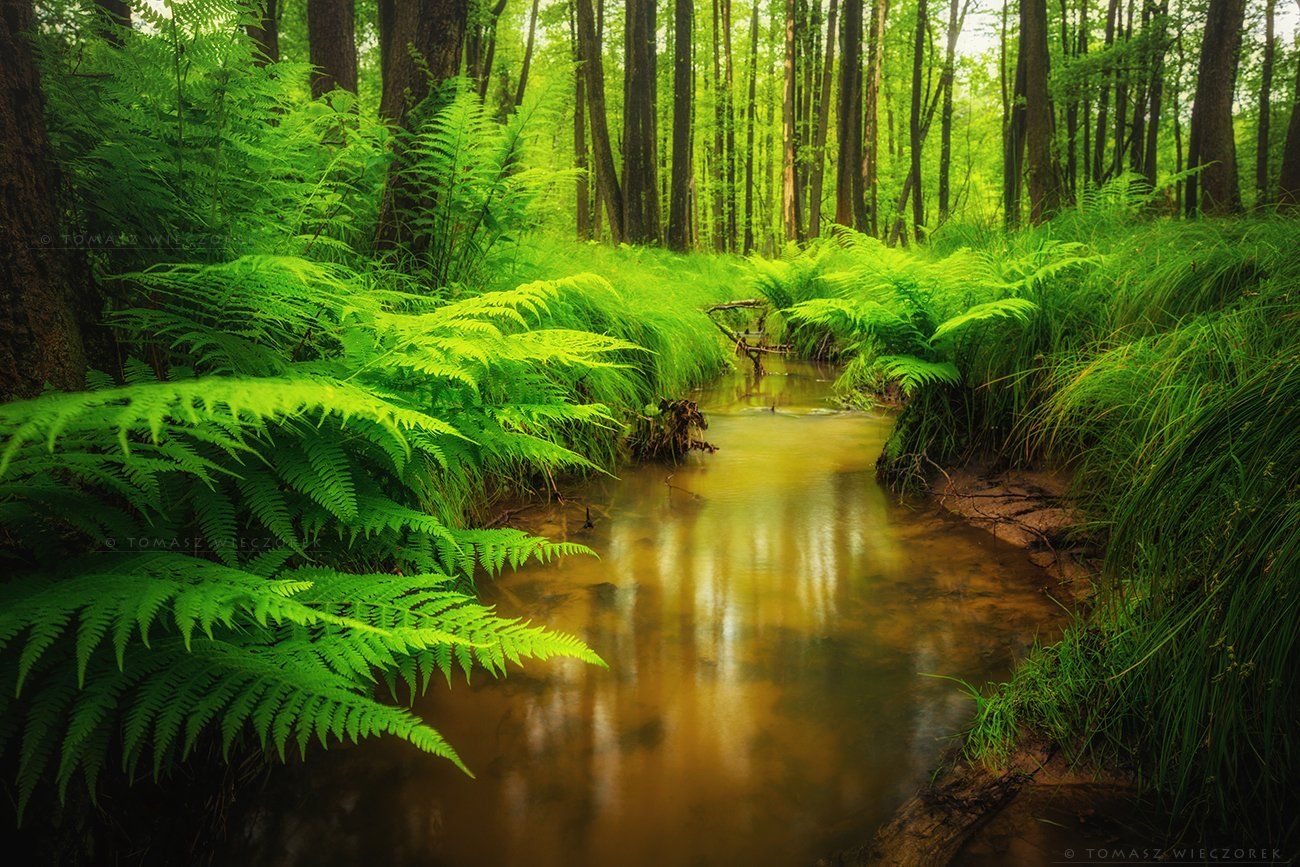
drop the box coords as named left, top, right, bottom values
left=224, top=358, right=1064, bottom=866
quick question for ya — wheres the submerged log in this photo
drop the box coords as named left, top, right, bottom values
left=821, top=743, right=1055, bottom=866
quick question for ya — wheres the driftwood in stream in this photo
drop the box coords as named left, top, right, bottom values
left=819, top=743, right=1055, bottom=866
left=629, top=398, right=717, bottom=461
left=704, top=299, right=786, bottom=375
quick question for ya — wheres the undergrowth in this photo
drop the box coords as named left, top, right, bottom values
left=749, top=187, right=1300, bottom=842
left=1, top=10, right=733, bottom=824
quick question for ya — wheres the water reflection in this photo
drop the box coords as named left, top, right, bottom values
left=223, top=358, right=1061, bottom=867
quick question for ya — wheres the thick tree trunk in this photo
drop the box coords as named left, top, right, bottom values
left=515, top=0, right=541, bottom=106
left=378, top=0, right=465, bottom=124
left=669, top=0, right=694, bottom=250
left=246, top=0, right=280, bottom=65
left=835, top=0, right=863, bottom=229
left=743, top=3, right=761, bottom=252
left=375, top=0, right=467, bottom=251
left=1023, top=0, right=1060, bottom=223
left=862, top=0, right=887, bottom=234
left=1279, top=48, right=1300, bottom=206
left=622, top=0, right=661, bottom=244
left=937, top=0, right=964, bottom=222
left=808, top=0, right=839, bottom=237
left=783, top=0, right=803, bottom=241
left=1185, top=0, right=1245, bottom=215
left=93, top=0, right=131, bottom=44
left=907, top=0, right=926, bottom=241
left=1255, top=0, right=1276, bottom=206
left=1, top=1, right=89, bottom=398
left=576, top=0, right=624, bottom=241
left=308, top=0, right=358, bottom=98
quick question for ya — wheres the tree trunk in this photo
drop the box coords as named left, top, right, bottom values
left=1092, top=0, right=1119, bottom=183
left=907, top=0, right=926, bottom=241
left=473, top=0, right=508, bottom=100
left=572, top=1, right=591, bottom=240
left=246, top=0, right=280, bottom=65
left=1112, top=1, right=1132, bottom=178
left=1, top=0, right=89, bottom=398
left=835, top=0, right=862, bottom=229
left=937, top=0, right=964, bottom=222
left=1004, top=29, right=1027, bottom=228
left=1141, top=0, right=1167, bottom=186
left=1255, top=0, right=1276, bottom=206
left=93, top=0, right=131, bottom=44
left=808, top=0, right=839, bottom=237
left=308, top=0, right=358, bottom=98
left=576, top=0, right=624, bottom=240
left=743, top=2, right=761, bottom=252
left=1023, top=0, right=1060, bottom=223
left=1279, top=44, right=1300, bottom=206
left=622, top=0, right=661, bottom=244
left=378, top=0, right=465, bottom=124
left=375, top=0, right=467, bottom=251
left=710, top=0, right=725, bottom=250
left=669, top=0, right=694, bottom=250
left=723, top=0, right=738, bottom=250
left=783, top=0, right=803, bottom=241
left=862, top=0, right=887, bottom=234
left=1185, top=0, right=1245, bottom=215
left=515, top=0, right=541, bottom=106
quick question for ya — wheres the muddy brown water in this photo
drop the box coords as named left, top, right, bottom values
left=222, top=358, right=1065, bottom=866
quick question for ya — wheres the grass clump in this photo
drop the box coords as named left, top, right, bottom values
left=749, top=212, right=1300, bottom=842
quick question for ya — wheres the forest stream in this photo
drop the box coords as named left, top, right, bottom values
left=219, top=358, right=1065, bottom=866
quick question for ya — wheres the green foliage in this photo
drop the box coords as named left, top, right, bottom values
left=6, top=7, right=736, bottom=820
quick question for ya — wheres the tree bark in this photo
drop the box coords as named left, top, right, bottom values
left=669, top=0, right=694, bottom=250
left=1, top=0, right=89, bottom=398
left=835, top=0, right=863, bottom=229
left=1185, top=0, right=1245, bottom=215
left=783, top=0, right=803, bottom=240
left=1279, top=42, right=1300, bottom=206
left=622, top=0, right=661, bottom=244
left=375, top=0, right=468, bottom=251
left=743, top=2, right=761, bottom=252
left=576, top=0, right=624, bottom=241
left=378, top=0, right=465, bottom=124
left=1141, top=0, right=1167, bottom=186
left=1004, top=27, right=1027, bottom=228
left=808, top=0, right=839, bottom=237
left=246, top=0, right=280, bottom=65
left=723, top=0, right=738, bottom=250
left=308, top=0, right=358, bottom=98
left=1092, top=0, right=1120, bottom=183
left=571, top=1, right=591, bottom=239
left=1023, top=0, right=1060, bottom=223
left=1255, top=0, right=1276, bottom=206
left=937, top=0, right=965, bottom=222
left=907, top=0, right=926, bottom=241
left=93, top=0, right=131, bottom=44
left=515, top=0, right=541, bottom=106
left=862, top=0, right=887, bottom=234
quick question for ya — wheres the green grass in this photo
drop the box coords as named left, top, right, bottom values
left=749, top=210, right=1300, bottom=843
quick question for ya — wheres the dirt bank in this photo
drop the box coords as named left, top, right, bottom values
left=931, top=464, right=1099, bottom=604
